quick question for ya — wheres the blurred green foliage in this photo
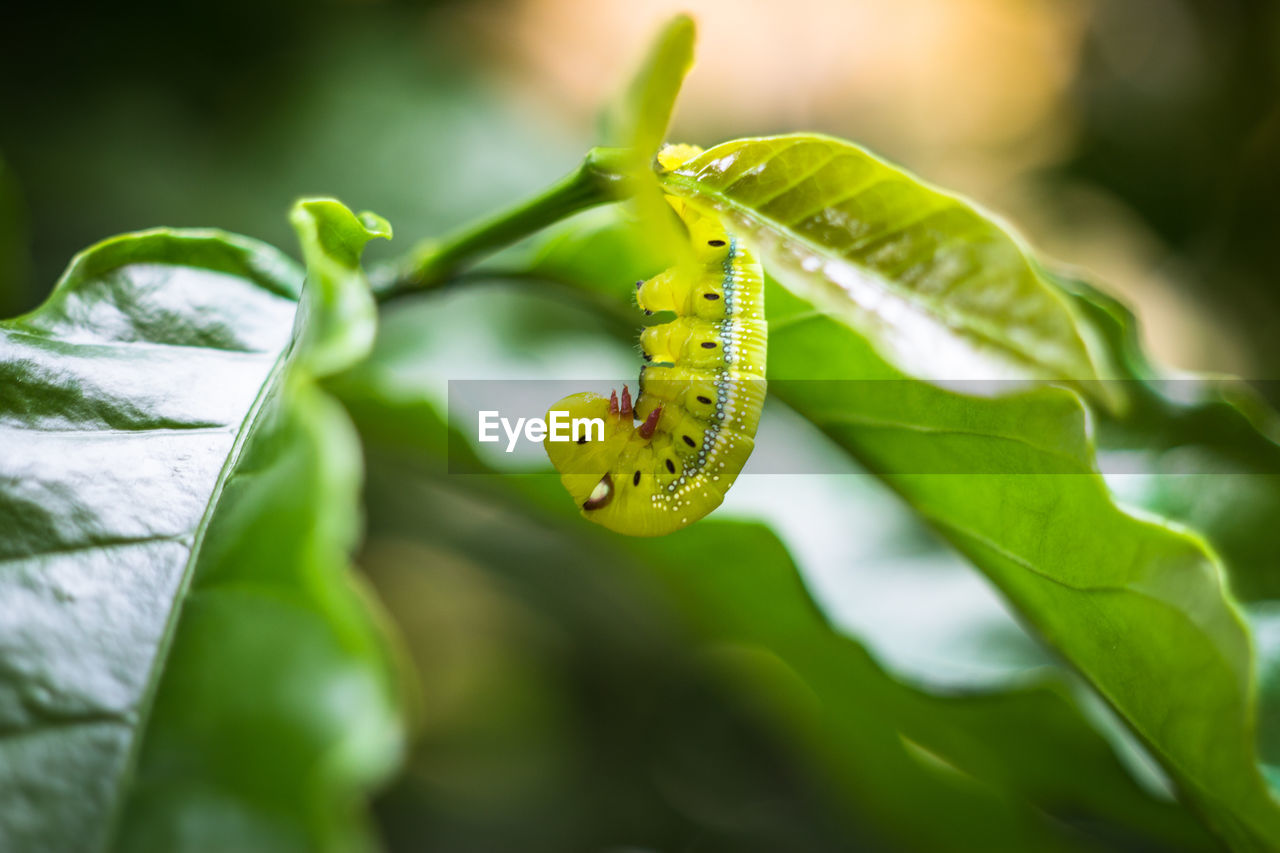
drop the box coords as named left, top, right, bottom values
left=3, top=0, right=1278, bottom=373
left=335, top=289, right=1220, bottom=851
left=1061, top=0, right=1280, bottom=374
left=0, top=0, right=577, bottom=310
left=4, top=2, right=1280, bottom=850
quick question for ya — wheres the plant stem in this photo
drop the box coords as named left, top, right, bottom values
left=372, top=147, right=631, bottom=300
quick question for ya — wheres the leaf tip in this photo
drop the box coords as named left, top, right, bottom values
left=358, top=210, right=393, bottom=242
left=665, top=12, right=697, bottom=43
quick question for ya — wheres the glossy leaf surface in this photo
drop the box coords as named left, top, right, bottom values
left=661, top=135, right=1110, bottom=389
left=0, top=201, right=405, bottom=851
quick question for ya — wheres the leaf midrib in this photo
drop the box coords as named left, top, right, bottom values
left=933, top=511, right=1280, bottom=846
left=802, top=386, right=1278, bottom=844
left=94, top=340, right=295, bottom=853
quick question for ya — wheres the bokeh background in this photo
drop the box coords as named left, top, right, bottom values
left=3, top=1, right=1277, bottom=850
left=4, top=0, right=1278, bottom=376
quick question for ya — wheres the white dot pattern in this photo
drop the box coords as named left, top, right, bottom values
left=640, top=235, right=767, bottom=515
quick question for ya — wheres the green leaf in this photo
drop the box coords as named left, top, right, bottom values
left=606, top=14, right=699, bottom=280
left=289, top=199, right=390, bottom=375
left=659, top=135, right=1112, bottom=391
left=1058, top=270, right=1280, bottom=602
left=651, top=136, right=1280, bottom=841
left=1251, top=603, right=1280, bottom=792
left=602, top=14, right=696, bottom=158
left=762, top=280, right=1279, bottom=848
left=330, top=325, right=1212, bottom=851
left=1057, top=269, right=1280, bottom=807
left=629, top=519, right=1213, bottom=852
left=504, top=205, right=1280, bottom=847
left=0, top=200, right=405, bottom=851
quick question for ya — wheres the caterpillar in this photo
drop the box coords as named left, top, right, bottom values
left=544, top=146, right=767, bottom=537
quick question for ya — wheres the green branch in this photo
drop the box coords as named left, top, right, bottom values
left=372, top=148, right=632, bottom=301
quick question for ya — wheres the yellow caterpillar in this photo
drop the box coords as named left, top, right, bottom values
left=544, top=146, right=766, bottom=536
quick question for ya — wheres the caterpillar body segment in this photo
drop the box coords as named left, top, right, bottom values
left=544, top=195, right=767, bottom=536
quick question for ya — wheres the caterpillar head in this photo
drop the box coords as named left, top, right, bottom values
left=544, top=390, right=692, bottom=537
left=543, top=391, right=627, bottom=510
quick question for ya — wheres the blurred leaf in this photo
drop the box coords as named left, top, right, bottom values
left=332, top=299, right=1213, bottom=853
left=0, top=202, right=406, bottom=851
left=660, top=135, right=1112, bottom=392
left=0, top=10, right=580, bottom=297
left=360, top=467, right=870, bottom=853
left=596, top=14, right=698, bottom=286
left=1055, top=270, right=1280, bottom=799
left=1064, top=2, right=1280, bottom=372
left=1250, top=603, right=1280, bottom=792
left=603, top=13, right=696, bottom=159
left=1057, top=272, right=1280, bottom=602
left=627, top=517, right=1213, bottom=853
left=289, top=200, right=389, bottom=375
